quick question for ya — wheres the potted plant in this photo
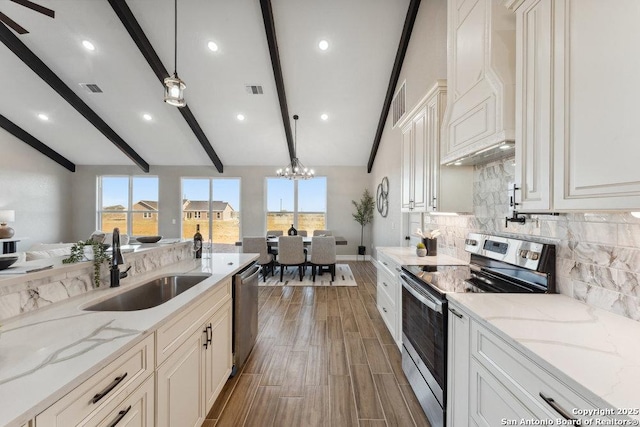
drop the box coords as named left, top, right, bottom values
left=352, top=189, right=375, bottom=256
left=63, top=240, right=111, bottom=287
left=416, top=242, right=427, bottom=257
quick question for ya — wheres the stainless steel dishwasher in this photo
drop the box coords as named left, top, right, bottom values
left=231, top=262, right=260, bottom=376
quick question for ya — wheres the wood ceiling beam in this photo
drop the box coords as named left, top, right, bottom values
left=0, top=23, right=150, bottom=172
left=108, top=0, right=224, bottom=173
left=259, top=0, right=295, bottom=161
left=367, top=0, right=421, bottom=173
left=0, top=114, right=76, bottom=172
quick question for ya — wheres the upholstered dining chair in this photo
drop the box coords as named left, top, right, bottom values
left=242, top=237, right=275, bottom=281
left=309, top=236, right=337, bottom=282
left=266, top=230, right=283, bottom=237
left=298, top=230, right=308, bottom=237
left=313, top=229, right=332, bottom=236
left=277, top=236, right=307, bottom=282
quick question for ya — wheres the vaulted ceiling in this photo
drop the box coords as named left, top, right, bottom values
left=0, top=0, right=412, bottom=171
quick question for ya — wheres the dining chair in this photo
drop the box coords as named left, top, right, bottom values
left=277, top=236, right=307, bottom=281
left=313, top=229, right=332, bottom=236
left=298, top=230, right=308, bottom=237
left=266, top=230, right=283, bottom=237
left=242, top=237, right=275, bottom=281
left=309, top=236, right=337, bottom=282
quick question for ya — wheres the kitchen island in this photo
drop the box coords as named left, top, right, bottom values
left=0, top=252, right=258, bottom=427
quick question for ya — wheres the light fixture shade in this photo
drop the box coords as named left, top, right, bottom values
left=164, top=74, right=186, bottom=107
left=0, top=210, right=15, bottom=223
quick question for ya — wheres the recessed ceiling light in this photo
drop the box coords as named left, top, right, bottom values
left=37, top=113, right=49, bottom=121
left=631, top=212, right=640, bottom=218
left=207, top=41, right=219, bottom=52
left=237, top=114, right=245, bottom=121
left=320, top=114, right=329, bottom=121
left=143, top=113, right=152, bottom=121
left=82, top=40, right=95, bottom=51
left=318, top=40, right=329, bottom=51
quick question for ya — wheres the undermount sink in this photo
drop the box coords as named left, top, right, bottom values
left=84, top=274, right=211, bottom=311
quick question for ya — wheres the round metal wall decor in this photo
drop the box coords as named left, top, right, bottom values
left=376, top=177, right=389, bottom=217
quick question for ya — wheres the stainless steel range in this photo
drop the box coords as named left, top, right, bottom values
left=400, top=233, right=556, bottom=427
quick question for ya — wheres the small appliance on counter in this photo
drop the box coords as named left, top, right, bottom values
left=400, top=233, right=556, bottom=427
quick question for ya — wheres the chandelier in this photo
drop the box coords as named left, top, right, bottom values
left=164, top=0, right=186, bottom=107
left=276, top=115, right=315, bottom=179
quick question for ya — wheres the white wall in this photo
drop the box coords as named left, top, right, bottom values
left=0, top=129, right=73, bottom=252
left=71, top=165, right=370, bottom=256
left=369, top=0, right=448, bottom=253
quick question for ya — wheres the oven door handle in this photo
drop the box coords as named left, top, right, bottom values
left=401, top=276, right=442, bottom=313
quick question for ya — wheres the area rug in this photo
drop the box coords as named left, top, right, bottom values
left=260, top=264, right=356, bottom=287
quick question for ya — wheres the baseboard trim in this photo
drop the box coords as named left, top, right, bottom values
left=337, top=254, right=371, bottom=261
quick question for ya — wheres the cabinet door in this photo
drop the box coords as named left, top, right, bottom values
left=412, top=108, right=428, bottom=211
left=401, top=123, right=413, bottom=211
left=446, top=305, right=470, bottom=427
left=203, top=300, right=233, bottom=413
left=514, top=0, right=553, bottom=211
left=156, top=330, right=205, bottom=427
left=469, top=359, right=542, bottom=426
left=553, top=0, right=640, bottom=210
left=84, top=375, right=154, bottom=427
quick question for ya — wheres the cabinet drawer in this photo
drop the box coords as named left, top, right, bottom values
left=377, top=285, right=397, bottom=339
left=36, top=334, right=154, bottom=427
left=376, top=268, right=396, bottom=304
left=81, top=374, right=154, bottom=427
left=156, top=277, right=231, bottom=365
left=376, top=252, right=400, bottom=278
left=471, top=321, right=614, bottom=422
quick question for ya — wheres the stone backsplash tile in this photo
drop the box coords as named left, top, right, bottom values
left=425, top=156, right=640, bottom=322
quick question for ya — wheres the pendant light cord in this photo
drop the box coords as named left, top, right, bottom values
left=174, top=0, right=178, bottom=75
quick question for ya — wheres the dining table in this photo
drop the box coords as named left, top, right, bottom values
left=235, top=236, right=347, bottom=247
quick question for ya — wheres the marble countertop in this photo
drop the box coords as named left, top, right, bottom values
left=376, top=246, right=469, bottom=266
left=0, top=252, right=258, bottom=427
left=0, top=240, right=191, bottom=288
left=448, top=293, right=640, bottom=419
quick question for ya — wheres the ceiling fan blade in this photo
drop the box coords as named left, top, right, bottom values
left=10, top=0, right=55, bottom=18
left=0, top=12, right=29, bottom=34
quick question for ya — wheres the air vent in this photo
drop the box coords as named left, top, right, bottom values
left=79, top=83, right=103, bottom=93
left=392, top=81, right=406, bottom=127
left=245, top=85, right=263, bottom=95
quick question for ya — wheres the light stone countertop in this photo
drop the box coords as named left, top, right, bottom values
left=376, top=246, right=469, bottom=266
left=0, top=252, right=258, bottom=427
left=448, top=292, right=640, bottom=420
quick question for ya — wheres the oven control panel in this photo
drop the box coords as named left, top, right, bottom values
left=465, top=233, right=548, bottom=271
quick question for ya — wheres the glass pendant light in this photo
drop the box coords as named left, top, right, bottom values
left=164, top=0, right=186, bottom=107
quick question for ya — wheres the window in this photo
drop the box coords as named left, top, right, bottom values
left=181, top=178, right=241, bottom=250
left=98, top=176, right=159, bottom=235
left=266, top=177, right=327, bottom=235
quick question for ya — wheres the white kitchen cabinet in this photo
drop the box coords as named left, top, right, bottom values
left=447, top=300, right=615, bottom=426
left=376, top=250, right=402, bottom=349
left=203, top=300, right=233, bottom=412
left=156, top=327, right=205, bottom=427
left=35, top=334, right=155, bottom=427
left=512, top=0, right=640, bottom=211
left=446, top=304, right=470, bottom=427
left=400, top=81, right=473, bottom=213
left=83, top=375, right=154, bottom=427
left=441, top=0, right=516, bottom=164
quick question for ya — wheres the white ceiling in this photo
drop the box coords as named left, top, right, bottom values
left=0, top=0, right=410, bottom=169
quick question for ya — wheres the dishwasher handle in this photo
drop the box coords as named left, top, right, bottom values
left=239, top=264, right=261, bottom=283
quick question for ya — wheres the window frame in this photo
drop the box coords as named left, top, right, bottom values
left=97, top=175, right=160, bottom=236
left=265, top=176, right=328, bottom=231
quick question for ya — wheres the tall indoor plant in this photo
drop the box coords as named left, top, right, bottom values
left=352, top=189, right=375, bottom=255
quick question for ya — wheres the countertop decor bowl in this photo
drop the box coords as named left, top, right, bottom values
left=0, top=256, right=19, bottom=270
left=136, top=236, right=162, bottom=244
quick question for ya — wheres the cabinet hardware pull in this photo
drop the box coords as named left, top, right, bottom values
left=382, top=261, right=388, bottom=266
left=449, top=308, right=463, bottom=319
left=539, top=392, right=580, bottom=423
left=207, top=323, right=213, bottom=346
left=383, top=282, right=388, bottom=287
left=395, top=267, right=401, bottom=272
left=382, top=307, right=387, bottom=313
left=107, top=405, right=132, bottom=427
left=91, top=372, right=128, bottom=404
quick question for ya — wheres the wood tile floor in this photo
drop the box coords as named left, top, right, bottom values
left=204, top=261, right=431, bottom=427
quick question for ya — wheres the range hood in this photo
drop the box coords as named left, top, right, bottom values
left=443, top=141, right=515, bottom=166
